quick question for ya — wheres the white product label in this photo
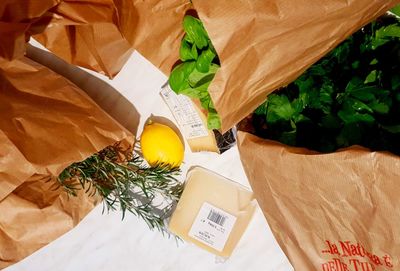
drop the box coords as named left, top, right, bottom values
left=160, top=84, right=208, bottom=139
left=188, top=202, right=237, bottom=252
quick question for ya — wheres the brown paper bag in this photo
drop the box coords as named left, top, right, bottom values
left=0, top=0, right=137, bottom=78
left=25, top=0, right=190, bottom=79
left=238, top=131, right=399, bottom=271
left=25, top=0, right=400, bottom=131
left=0, top=0, right=58, bottom=60
left=29, top=1, right=399, bottom=131
left=15, top=0, right=390, bottom=131
left=194, top=0, right=400, bottom=131
left=0, top=56, right=133, bottom=269
left=32, top=0, right=190, bottom=79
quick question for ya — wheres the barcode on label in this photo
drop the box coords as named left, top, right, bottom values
left=189, top=202, right=237, bottom=251
left=207, top=209, right=227, bottom=226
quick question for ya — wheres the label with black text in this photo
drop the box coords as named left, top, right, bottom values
left=188, top=202, right=237, bottom=252
left=160, top=84, right=208, bottom=139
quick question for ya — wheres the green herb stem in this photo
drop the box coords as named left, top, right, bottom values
left=57, top=143, right=183, bottom=234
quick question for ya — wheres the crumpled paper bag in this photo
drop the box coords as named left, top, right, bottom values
left=0, top=0, right=189, bottom=79
left=238, top=131, right=400, bottom=271
left=194, top=0, right=399, bottom=131
left=0, top=0, right=137, bottom=78
left=0, top=0, right=58, bottom=61
left=0, top=55, right=133, bottom=269
left=32, top=0, right=399, bottom=131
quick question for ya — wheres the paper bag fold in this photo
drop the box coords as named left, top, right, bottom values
left=193, top=0, right=399, bottom=131
left=5, top=0, right=398, bottom=130
left=238, top=131, right=400, bottom=270
left=0, top=55, right=133, bottom=269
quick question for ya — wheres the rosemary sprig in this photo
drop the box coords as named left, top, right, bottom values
left=57, top=142, right=183, bottom=234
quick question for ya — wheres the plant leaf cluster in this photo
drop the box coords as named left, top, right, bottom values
left=169, top=15, right=221, bottom=129
left=254, top=15, right=400, bottom=154
left=57, top=142, right=183, bottom=235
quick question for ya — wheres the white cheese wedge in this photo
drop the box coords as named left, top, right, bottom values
left=187, top=102, right=219, bottom=153
left=160, top=85, right=219, bottom=153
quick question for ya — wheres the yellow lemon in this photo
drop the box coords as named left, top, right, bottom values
left=140, top=121, right=184, bottom=168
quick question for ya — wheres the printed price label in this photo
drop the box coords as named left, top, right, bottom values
left=188, top=202, right=237, bottom=252
left=160, top=84, right=208, bottom=139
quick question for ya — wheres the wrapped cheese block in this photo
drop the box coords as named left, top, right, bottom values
left=169, top=167, right=256, bottom=258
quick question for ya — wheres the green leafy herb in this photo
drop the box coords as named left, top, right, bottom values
left=57, top=142, right=183, bottom=235
left=169, top=61, right=196, bottom=92
left=391, top=4, right=400, bottom=17
left=183, top=16, right=209, bottom=49
left=207, top=111, right=222, bottom=130
left=188, top=64, right=219, bottom=87
left=253, top=14, right=400, bottom=154
left=371, top=23, right=400, bottom=49
left=196, top=48, right=216, bottom=73
left=169, top=15, right=221, bottom=129
left=180, top=39, right=197, bottom=61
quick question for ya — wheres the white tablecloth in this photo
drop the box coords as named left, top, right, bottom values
left=5, top=41, right=293, bottom=271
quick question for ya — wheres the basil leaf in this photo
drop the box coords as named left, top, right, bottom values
left=371, top=25, right=400, bottom=49
left=319, top=82, right=334, bottom=113
left=364, top=70, right=377, bottom=84
left=295, top=76, right=314, bottom=94
left=196, top=47, right=216, bottom=73
left=192, top=81, right=212, bottom=93
left=382, top=125, right=400, bottom=134
left=352, top=60, right=360, bottom=69
left=350, top=90, right=376, bottom=102
left=266, top=94, right=294, bottom=122
left=183, top=15, right=208, bottom=49
left=169, top=62, right=195, bottom=93
left=391, top=4, right=400, bottom=17
left=187, top=78, right=216, bottom=100
left=331, top=42, right=350, bottom=63
left=207, top=111, right=221, bottom=130
left=178, top=87, right=206, bottom=99
left=370, top=58, right=378, bottom=65
left=368, top=101, right=390, bottom=114
left=180, top=40, right=194, bottom=61
left=338, top=110, right=375, bottom=124
left=348, top=98, right=373, bottom=113
left=376, top=24, right=400, bottom=39
left=208, top=98, right=216, bottom=110
left=188, top=64, right=219, bottom=88
left=296, top=76, right=314, bottom=106
left=184, top=33, right=193, bottom=44
left=309, top=64, right=327, bottom=76
left=191, top=44, right=198, bottom=60
left=345, top=77, right=364, bottom=92
left=200, top=95, right=211, bottom=111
